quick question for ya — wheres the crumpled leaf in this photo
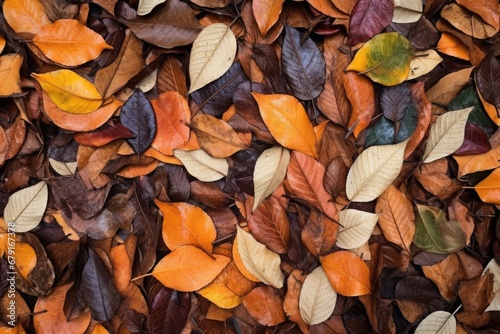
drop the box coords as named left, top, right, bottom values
left=484, top=259, right=500, bottom=312
left=320, top=250, right=371, bottom=296
left=3, top=0, right=51, bottom=35
left=32, top=19, right=112, bottom=66
left=252, top=92, right=318, bottom=158
left=188, top=23, right=237, bottom=93
left=173, top=149, right=228, bottom=182
left=423, top=107, right=473, bottom=163
left=346, top=32, right=414, bottom=86
left=236, top=225, right=284, bottom=289
left=137, top=0, right=166, bottom=15
left=155, top=200, right=216, bottom=254
left=252, top=146, right=290, bottom=211
left=336, top=209, right=380, bottom=249
left=32, top=70, right=103, bottom=114
left=152, top=245, right=230, bottom=292
left=392, top=0, right=423, bottom=24
left=119, top=90, right=157, bottom=154
left=347, top=0, right=394, bottom=46
left=299, top=266, right=337, bottom=325
left=4, top=181, right=48, bottom=233
left=281, top=25, right=325, bottom=100
left=414, top=204, right=468, bottom=254
left=414, top=311, right=456, bottom=334
left=346, top=139, right=408, bottom=202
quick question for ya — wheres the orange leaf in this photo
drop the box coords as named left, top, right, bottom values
left=306, top=0, right=349, bottom=18
left=474, top=167, right=500, bottom=204
left=3, top=0, right=51, bottom=35
left=436, top=32, right=470, bottom=61
left=117, top=159, right=159, bottom=178
left=286, top=151, right=338, bottom=221
left=343, top=71, right=376, bottom=138
left=320, top=250, right=371, bottom=296
left=454, top=143, right=500, bottom=178
left=190, top=114, right=247, bottom=158
left=241, top=286, right=286, bottom=326
left=32, top=19, right=112, bottom=66
left=152, top=245, right=230, bottom=292
left=252, top=0, right=285, bottom=36
left=252, top=92, right=318, bottom=158
left=41, top=92, right=121, bottom=132
left=151, top=91, right=191, bottom=156
left=0, top=54, right=23, bottom=97
left=155, top=201, right=217, bottom=254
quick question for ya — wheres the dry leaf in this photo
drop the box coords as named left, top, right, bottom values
left=4, top=181, right=48, bottom=233
left=484, top=259, right=500, bottom=312
left=393, top=0, right=423, bottom=23
left=3, top=0, right=51, bottom=35
left=299, top=266, right=337, bottom=325
left=0, top=54, right=23, bottom=97
left=173, top=149, right=228, bottom=182
left=137, top=0, right=166, bottom=15
left=252, top=0, right=285, bottom=36
left=406, top=49, right=443, bottom=80
left=336, top=209, right=379, bottom=250
left=414, top=310, right=456, bottom=334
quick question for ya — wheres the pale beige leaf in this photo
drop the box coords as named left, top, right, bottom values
left=253, top=146, right=290, bottom=211
left=173, top=149, right=228, bottom=182
left=49, top=158, right=77, bottom=176
left=393, top=0, right=423, bottom=23
left=484, top=259, right=500, bottom=312
left=236, top=225, right=284, bottom=289
left=188, top=23, right=237, bottom=93
left=346, top=140, right=408, bottom=202
left=423, top=107, right=473, bottom=163
left=4, top=181, right=48, bottom=233
left=407, top=50, right=443, bottom=80
left=336, top=209, right=380, bottom=249
left=299, top=266, right=337, bottom=325
left=137, top=0, right=166, bottom=15
left=415, top=311, right=456, bottom=334
left=135, top=67, right=158, bottom=93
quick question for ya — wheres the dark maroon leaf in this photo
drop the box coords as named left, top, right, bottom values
left=380, top=83, right=411, bottom=122
left=191, top=62, right=248, bottom=117
left=387, top=16, right=439, bottom=50
left=313, top=17, right=343, bottom=36
left=347, top=0, right=394, bottom=46
left=0, top=258, right=8, bottom=296
left=82, top=249, right=120, bottom=321
left=148, top=284, right=190, bottom=334
left=251, top=44, right=289, bottom=94
left=394, top=276, right=444, bottom=303
left=116, top=0, right=202, bottom=49
left=231, top=141, right=271, bottom=195
left=454, top=122, right=491, bottom=155
left=47, top=130, right=78, bottom=162
left=73, top=123, right=135, bottom=147
left=281, top=25, right=326, bottom=100
left=475, top=53, right=500, bottom=112
left=164, top=164, right=190, bottom=202
left=120, top=90, right=157, bottom=154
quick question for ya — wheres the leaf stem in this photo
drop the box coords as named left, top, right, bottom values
left=131, top=273, right=153, bottom=281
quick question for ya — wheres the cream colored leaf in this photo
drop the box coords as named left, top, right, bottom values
left=188, top=23, right=237, bottom=93
left=4, top=181, right=48, bottom=233
left=346, top=140, right=408, bottom=202
left=253, top=146, right=290, bottom=211
left=484, top=259, right=500, bottom=312
left=49, top=158, right=77, bottom=176
left=173, top=149, right=228, bottom=182
left=407, top=50, right=443, bottom=80
left=423, top=107, right=473, bottom=163
left=299, top=266, right=337, bottom=325
left=137, top=0, right=166, bottom=15
left=135, top=67, right=158, bottom=93
left=414, top=311, right=456, bottom=334
left=236, top=225, right=284, bottom=289
left=336, top=209, right=380, bottom=249
left=393, top=0, right=422, bottom=24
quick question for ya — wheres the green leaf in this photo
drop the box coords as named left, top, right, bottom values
left=397, top=104, right=418, bottom=142
left=346, top=32, right=414, bottom=86
left=414, top=204, right=468, bottom=254
left=448, top=85, right=496, bottom=128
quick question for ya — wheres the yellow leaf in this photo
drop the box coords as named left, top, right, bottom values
left=32, top=19, right=112, bottom=66
left=3, top=0, right=51, bottom=35
left=152, top=245, right=230, bottom=292
left=32, top=70, right=103, bottom=114
left=91, top=323, right=109, bottom=334
left=0, top=54, right=23, bottom=97
left=252, top=92, right=318, bottom=158
left=197, top=280, right=242, bottom=309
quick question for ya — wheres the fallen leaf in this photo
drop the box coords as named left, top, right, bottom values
left=346, top=139, right=408, bottom=202
left=32, top=70, right=103, bottom=114
left=2, top=0, right=51, bottom=35
left=414, top=310, right=456, bottom=334
left=483, top=259, right=500, bottom=312
left=188, top=23, right=237, bottom=93
left=252, top=92, right=318, bottom=158
left=137, top=0, right=166, bottom=15
left=4, top=181, right=48, bottom=233
left=299, top=266, right=337, bottom=325
left=347, top=0, right=394, bottom=46
left=252, top=0, right=285, bottom=36
left=441, top=3, right=497, bottom=39
left=336, top=209, right=379, bottom=250
left=406, top=49, right=443, bottom=80
left=320, top=250, right=372, bottom=296
left=0, top=54, right=23, bottom=97
left=173, top=149, right=228, bottom=182
left=32, top=19, right=112, bottom=66
left=436, top=32, right=470, bottom=61
left=155, top=201, right=217, bottom=254
left=474, top=168, right=500, bottom=205
left=456, top=0, right=500, bottom=30
left=147, top=285, right=191, bottom=334
left=344, top=71, right=376, bottom=138
left=241, top=285, right=286, bottom=326
left=48, top=158, right=77, bottom=176
left=422, top=107, right=473, bottom=163
left=392, top=0, right=423, bottom=24
left=13, top=241, right=37, bottom=281
left=236, top=225, right=284, bottom=288
left=346, top=32, right=414, bottom=86
left=475, top=53, right=500, bottom=111
left=152, top=245, right=230, bottom=292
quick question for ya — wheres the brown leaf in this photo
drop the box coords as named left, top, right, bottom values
left=301, top=210, right=338, bottom=256
left=343, top=71, right=376, bottom=138
left=241, top=285, right=286, bottom=326
left=283, top=269, right=310, bottom=334
left=458, top=273, right=495, bottom=313
left=0, top=54, right=23, bottom=97
left=156, top=56, right=188, bottom=96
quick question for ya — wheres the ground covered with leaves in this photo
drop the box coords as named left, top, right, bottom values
left=1, top=0, right=500, bottom=333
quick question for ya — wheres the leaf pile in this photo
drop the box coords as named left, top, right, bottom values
left=1, top=0, right=500, bottom=333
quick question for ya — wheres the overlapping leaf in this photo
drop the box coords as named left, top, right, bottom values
left=474, top=168, right=500, bottom=205
left=414, top=311, right=456, bottom=334
left=0, top=54, right=23, bottom=97
left=484, top=259, right=500, bottom=312
left=346, top=140, right=408, bottom=202
left=174, top=149, right=228, bottom=182
left=336, top=209, right=379, bottom=249
left=4, top=181, right=48, bottom=233
left=392, top=0, right=423, bottom=24
left=299, top=266, right=337, bottom=325
left=3, top=0, right=51, bottom=35
left=252, top=0, right=285, bottom=36
left=320, top=251, right=371, bottom=296
left=347, top=0, right=394, bottom=46
left=407, top=50, right=443, bottom=80
left=137, top=0, right=166, bottom=15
